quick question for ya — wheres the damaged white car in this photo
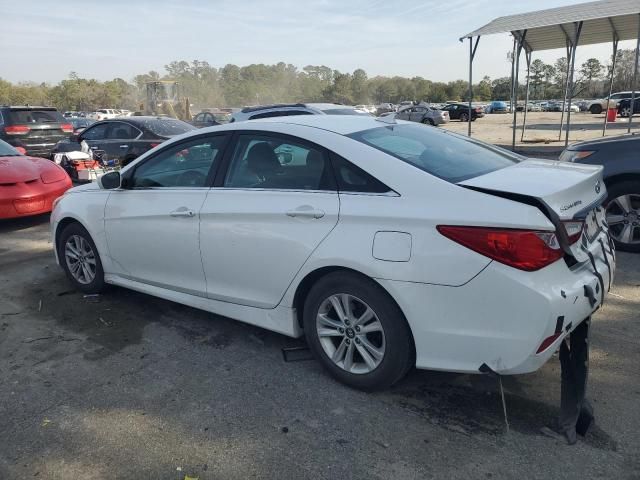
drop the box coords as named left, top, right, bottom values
left=51, top=115, right=614, bottom=390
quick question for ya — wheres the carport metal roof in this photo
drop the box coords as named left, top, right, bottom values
left=460, top=0, right=640, bottom=149
left=461, top=0, right=640, bottom=52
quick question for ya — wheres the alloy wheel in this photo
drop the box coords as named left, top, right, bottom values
left=316, top=293, right=386, bottom=374
left=606, top=194, right=640, bottom=245
left=64, top=234, right=97, bottom=284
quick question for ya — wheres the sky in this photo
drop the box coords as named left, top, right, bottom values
left=0, top=0, right=637, bottom=84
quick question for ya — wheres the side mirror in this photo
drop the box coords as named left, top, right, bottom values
left=98, top=171, right=120, bottom=190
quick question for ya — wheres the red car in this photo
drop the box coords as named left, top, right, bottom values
left=0, top=140, right=72, bottom=219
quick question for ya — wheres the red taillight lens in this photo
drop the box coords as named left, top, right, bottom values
left=536, top=333, right=562, bottom=353
left=562, top=220, right=584, bottom=244
left=15, top=146, right=27, bottom=155
left=437, top=226, right=564, bottom=271
left=5, top=125, right=30, bottom=135
left=61, top=123, right=73, bottom=133
left=150, top=143, right=160, bottom=148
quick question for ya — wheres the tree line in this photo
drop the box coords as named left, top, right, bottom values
left=0, top=50, right=636, bottom=112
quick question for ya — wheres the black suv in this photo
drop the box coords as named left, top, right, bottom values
left=0, top=106, right=72, bottom=157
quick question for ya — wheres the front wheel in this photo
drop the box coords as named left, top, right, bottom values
left=605, top=181, right=640, bottom=252
left=422, top=118, right=435, bottom=126
left=620, top=107, right=631, bottom=118
left=303, top=272, right=414, bottom=391
left=58, top=223, right=107, bottom=293
left=590, top=105, right=603, bottom=114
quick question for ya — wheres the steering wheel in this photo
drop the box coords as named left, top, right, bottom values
left=178, top=170, right=207, bottom=187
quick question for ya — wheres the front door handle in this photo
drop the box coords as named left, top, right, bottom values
left=170, top=208, right=196, bottom=218
left=286, top=206, right=325, bottom=219
left=119, top=145, right=129, bottom=149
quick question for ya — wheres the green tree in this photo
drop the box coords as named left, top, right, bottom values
left=580, top=58, right=603, bottom=96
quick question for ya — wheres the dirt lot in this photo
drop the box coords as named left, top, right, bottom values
left=441, top=111, right=640, bottom=155
left=1, top=215, right=639, bottom=480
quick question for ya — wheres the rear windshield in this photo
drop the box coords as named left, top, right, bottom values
left=0, top=139, right=20, bottom=155
left=145, top=119, right=196, bottom=137
left=9, top=109, right=65, bottom=124
left=323, top=108, right=371, bottom=116
left=347, top=124, right=522, bottom=183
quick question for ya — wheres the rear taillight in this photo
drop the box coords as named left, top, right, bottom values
left=61, top=123, right=73, bottom=133
left=562, top=220, right=584, bottom=244
left=15, top=146, right=27, bottom=155
left=150, top=143, right=160, bottom=148
left=4, top=125, right=30, bottom=135
left=437, top=226, right=564, bottom=271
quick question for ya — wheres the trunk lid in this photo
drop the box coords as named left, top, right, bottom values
left=460, top=159, right=607, bottom=262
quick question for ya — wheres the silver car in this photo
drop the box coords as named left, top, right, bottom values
left=395, top=105, right=449, bottom=126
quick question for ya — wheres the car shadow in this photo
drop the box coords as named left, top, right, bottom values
left=0, top=213, right=50, bottom=234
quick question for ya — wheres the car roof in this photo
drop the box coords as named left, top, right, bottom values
left=226, top=114, right=396, bottom=135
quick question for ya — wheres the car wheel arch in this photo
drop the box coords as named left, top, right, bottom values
left=604, top=173, right=640, bottom=190
left=55, top=217, right=102, bottom=260
left=292, top=265, right=413, bottom=346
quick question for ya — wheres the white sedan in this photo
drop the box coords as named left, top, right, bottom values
left=51, top=115, right=614, bottom=390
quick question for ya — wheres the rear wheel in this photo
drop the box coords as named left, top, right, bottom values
left=459, top=113, right=469, bottom=122
left=58, top=223, right=106, bottom=293
left=605, top=181, right=640, bottom=253
left=590, top=104, right=603, bottom=115
left=422, top=118, right=435, bottom=126
left=620, top=107, right=631, bottom=118
left=303, top=272, right=414, bottom=391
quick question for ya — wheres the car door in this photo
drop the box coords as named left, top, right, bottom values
left=100, top=121, right=143, bottom=164
left=396, top=108, right=410, bottom=121
left=199, top=131, right=339, bottom=308
left=104, top=134, right=229, bottom=296
left=78, top=121, right=111, bottom=156
left=411, top=107, right=425, bottom=122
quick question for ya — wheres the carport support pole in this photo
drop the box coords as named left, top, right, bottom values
left=565, top=22, right=583, bottom=148
left=521, top=51, right=532, bottom=142
left=467, top=36, right=480, bottom=137
left=511, top=31, right=525, bottom=151
left=603, top=35, right=619, bottom=136
left=627, top=15, right=640, bottom=134
left=559, top=42, right=571, bottom=141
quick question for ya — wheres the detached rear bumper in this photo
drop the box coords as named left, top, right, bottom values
left=377, top=230, right=614, bottom=375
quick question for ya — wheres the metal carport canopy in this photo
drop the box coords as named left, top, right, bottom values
left=460, top=0, right=640, bottom=51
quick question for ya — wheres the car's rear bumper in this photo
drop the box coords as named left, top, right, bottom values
left=376, top=230, right=614, bottom=375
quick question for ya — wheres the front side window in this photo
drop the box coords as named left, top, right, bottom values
left=224, top=134, right=334, bottom=191
left=348, top=124, right=522, bottom=183
left=131, top=135, right=227, bottom=188
left=80, top=123, right=110, bottom=140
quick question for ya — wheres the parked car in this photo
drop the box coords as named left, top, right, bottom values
left=617, top=98, right=640, bottom=118
left=89, top=109, right=120, bottom=121
left=0, top=106, right=73, bottom=158
left=231, top=103, right=371, bottom=122
left=395, top=104, right=449, bottom=126
left=486, top=101, right=508, bottom=114
left=440, top=103, right=484, bottom=121
left=560, top=133, right=640, bottom=252
left=50, top=116, right=196, bottom=167
left=68, top=117, right=95, bottom=134
left=51, top=115, right=612, bottom=391
left=0, top=139, right=71, bottom=219
left=376, top=103, right=396, bottom=115
left=587, top=92, right=634, bottom=114
left=191, top=111, right=231, bottom=128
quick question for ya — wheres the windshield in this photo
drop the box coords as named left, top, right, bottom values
left=347, top=124, right=522, bottom=183
left=323, top=108, right=371, bottom=116
left=0, top=139, right=21, bottom=156
left=146, top=119, right=196, bottom=137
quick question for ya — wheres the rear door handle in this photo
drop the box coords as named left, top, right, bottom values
left=170, top=208, right=196, bottom=218
left=119, top=145, right=129, bottom=149
left=286, top=206, right=325, bottom=219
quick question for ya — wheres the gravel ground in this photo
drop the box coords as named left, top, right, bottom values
left=1, top=215, right=639, bottom=480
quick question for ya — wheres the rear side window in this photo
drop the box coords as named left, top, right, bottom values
left=9, top=109, right=64, bottom=124
left=347, top=124, right=521, bottom=183
left=108, top=122, right=141, bottom=139
left=330, top=154, right=391, bottom=194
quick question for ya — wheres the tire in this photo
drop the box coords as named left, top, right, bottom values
left=422, top=118, right=435, bottom=126
left=590, top=105, right=603, bottom=115
left=604, top=181, right=640, bottom=253
left=459, top=113, right=469, bottom=122
left=303, top=271, right=414, bottom=391
left=620, top=107, right=631, bottom=118
left=57, top=222, right=107, bottom=293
